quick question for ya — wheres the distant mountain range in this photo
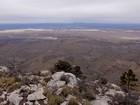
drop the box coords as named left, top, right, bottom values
left=0, top=23, right=140, bottom=30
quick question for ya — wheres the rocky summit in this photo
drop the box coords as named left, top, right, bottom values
left=0, top=66, right=140, bottom=105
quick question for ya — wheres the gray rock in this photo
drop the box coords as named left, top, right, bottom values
left=8, top=89, right=23, bottom=105
left=27, top=87, right=46, bottom=101
left=0, top=66, right=9, bottom=73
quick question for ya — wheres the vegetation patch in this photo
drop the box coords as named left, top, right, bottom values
left=53, top=60, right=82, bottom=77
left=47, top=93, right=62, bottom=105
left=8, top=82, right=22, bottom=92
left=83, top=100, right=92, bottom=105
left=68, top=97, right=79, bottom=105
left=61, top=86, right=71, bottom=97
left=43, top=85, right=49, bottom=96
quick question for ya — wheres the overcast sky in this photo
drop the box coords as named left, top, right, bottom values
left=0, top=0, right=140, bottom=23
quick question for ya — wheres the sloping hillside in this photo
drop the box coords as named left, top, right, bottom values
left=0, top=29, right=140, bottom=84
left=0, top=63, right=140, bottom=105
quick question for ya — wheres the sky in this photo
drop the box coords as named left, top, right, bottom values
left=0, top=0, right=140, bottom=23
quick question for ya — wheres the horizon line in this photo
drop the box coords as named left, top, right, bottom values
left=0, top=22, right=140, bottom=25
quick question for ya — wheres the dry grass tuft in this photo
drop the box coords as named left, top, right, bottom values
left=68, top=97, right=79, bottom=105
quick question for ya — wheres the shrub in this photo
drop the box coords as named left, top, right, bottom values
left=61, top=86, right=82, bottom=99
left=22, top=76, right=30, bottom=86
left=54, top=60, right=82, bottom=77
left=83, top=100, right=91, bottom=105
left=0, top=71, right=4, bottom=77
left=71, top=87, right=79, bottom=96
left=44, top=85, right=49, bottom=96
left=0, top=79, right=5, bottom=88
left=78, top=80, right=96, bottom=101
left=120, top=69, right=138, bottom=91
left=45, top=85, right=62, bottom=105
left=0, top=77, right=16, bottom=88
left=66, top=86, right=83, bottom=101
left=100, top=78, right=108, bottom=84
left=47, top=93, right=62, bottom=105
left=6, top=77, right=16, bottom=87
left=0, top=77, right=21, bottom=91
left=54, top=60, right=72, bottom=72
left=8, top=82, right=22, bottom=92
left=68, top=98, right=79, bottom=105
left=84, top=92, right=96, bottom=101
left=72, top=65, right=82, bottom=76
left=61, top=86, right=71, bottom=97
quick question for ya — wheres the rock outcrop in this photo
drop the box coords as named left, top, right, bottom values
left=0, top=67, right=139, bottom=105
left=0, top=66, right=9, bottom=73
left=47, top=71, right=77, bottom=88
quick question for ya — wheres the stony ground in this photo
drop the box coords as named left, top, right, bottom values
left=0, top=66, right=140, bottom=105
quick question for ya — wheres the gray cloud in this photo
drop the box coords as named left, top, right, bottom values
left=0, top=0, right=140, bottom=23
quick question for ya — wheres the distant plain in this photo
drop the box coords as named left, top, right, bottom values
left=0, top=29, right=140, bottom=84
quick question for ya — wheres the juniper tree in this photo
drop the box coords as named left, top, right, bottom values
left=73, top=65, right=82, bottom=76
left=54, top=60, right=72, bottom=72
left=54, top=60, right=82, bottom=77
left=120, top=69, right=138, bottom=91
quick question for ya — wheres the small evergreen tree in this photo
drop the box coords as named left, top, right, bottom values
left=54, top=60, right=72, bottom=72
left=73, top=65, right=82, bottom=76
left=120, top=69, right=138, bottom=91
left=53, top=60, right=82, bottom=77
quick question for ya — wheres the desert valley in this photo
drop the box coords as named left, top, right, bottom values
left=0, top=29, right=139, bottom=84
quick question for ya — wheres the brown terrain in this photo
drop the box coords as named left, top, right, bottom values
left=0, top=29, right=140, bottom=84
